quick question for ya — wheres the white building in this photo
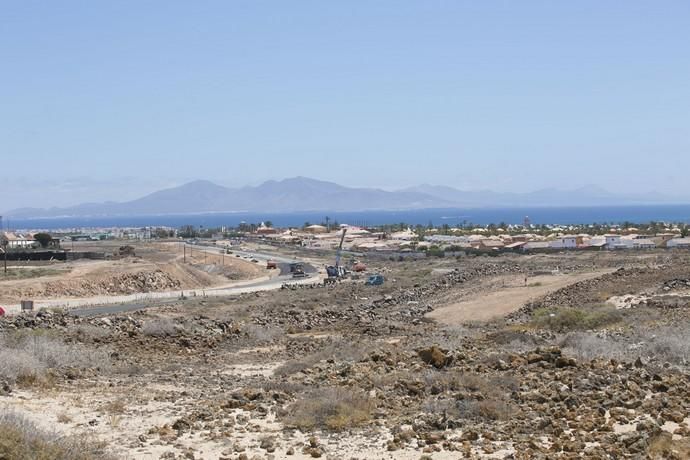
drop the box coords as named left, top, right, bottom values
left=632, top=238, right=656, bottom=249
left=426, top=235, right=470, bottom=244
left=549, top=235, right=578, bottom=249
left=390, top=229, right=417, bottom=241
left=603, top=234, right=634, bottom=249
left=523, top=241, right=551, bottom=250
left=1, top=232, right=35, bottom=248
left=667, top=238, right=690, bottom=249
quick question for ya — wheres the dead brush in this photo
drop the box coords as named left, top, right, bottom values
left=140, top=318, right=179, bottom=337
left=281, top=387, right=375, bottom=431
left=0, top=332, right=111, bottom=386
left=56, top=412, right=73, bottom=424
left=421, top=370, right=518, bottom=422
left=274, top=339, right=369, bottom=376
left=0, top=409, right=114, bottom=460
left=102, top=399, right=127, bottom=414
left=243, top=324, right=285, bottom=344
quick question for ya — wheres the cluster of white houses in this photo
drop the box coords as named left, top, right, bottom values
left=422, top=232, right=690, bottom=251
left=0, top=232, right=37, bottom=248
left=252, top=223, right=690, bottom=252
left=4, top=224, right=690, bottom=254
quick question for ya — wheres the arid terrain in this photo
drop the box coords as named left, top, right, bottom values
left=2, top=245, right=690, bottom=459
left=0, top=241, right=264, bottom=304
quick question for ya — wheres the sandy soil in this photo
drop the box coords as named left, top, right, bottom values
left=3, top=251, right=690, bottom=460
left=427, top=269, right=614, bottom=324
left=0, top=241, right=264, bottom=303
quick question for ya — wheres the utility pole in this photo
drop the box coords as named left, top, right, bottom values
left=183, top=243, right=186, bottom=263
left=1, top=242, right=6, bottom=274
left=0, top=216, right=5, bottom=273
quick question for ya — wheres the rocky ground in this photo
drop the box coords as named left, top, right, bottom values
left=0, top=241, right=264, bottom=303
left=0, top=269, right=182, bottom=299
left=1, top=251, right=690, bottom=459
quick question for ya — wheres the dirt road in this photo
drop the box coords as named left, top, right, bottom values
left=427, top=269, right=613, bottom=325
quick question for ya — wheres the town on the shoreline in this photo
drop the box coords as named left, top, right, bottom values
left=3, top=218, right=690, bottom=256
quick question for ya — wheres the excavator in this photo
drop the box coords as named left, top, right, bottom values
left=325, top=227, right=348, bottom=284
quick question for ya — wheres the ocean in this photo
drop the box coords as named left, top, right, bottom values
left=6, top=204, right=690, bottom=231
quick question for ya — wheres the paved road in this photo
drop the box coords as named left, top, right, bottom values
left=191, top=243, right=316, bottom=276
left=2, top=246, right=320, bottom=317
left=69, top=272, right=318, bottom=317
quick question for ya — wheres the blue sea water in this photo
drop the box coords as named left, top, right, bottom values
left=7, top=205, right=690, bottom=231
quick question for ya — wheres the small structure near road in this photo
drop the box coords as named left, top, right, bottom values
left=1, top=232, right=36, bottom=249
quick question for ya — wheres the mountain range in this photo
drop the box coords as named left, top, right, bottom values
left=4, top=177, right=674, bottom=218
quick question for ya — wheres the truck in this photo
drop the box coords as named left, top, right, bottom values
left=291, top=263, right=308, bottom=278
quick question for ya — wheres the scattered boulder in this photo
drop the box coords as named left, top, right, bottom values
left=418, top=346, right=453, bottom=369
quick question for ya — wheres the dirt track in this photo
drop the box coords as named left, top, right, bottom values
left=427, top=269, right=614, bottom=324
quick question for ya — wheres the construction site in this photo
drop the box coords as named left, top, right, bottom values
left=2, top=238, right=690, bottom=459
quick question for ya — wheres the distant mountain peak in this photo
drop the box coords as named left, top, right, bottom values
left=3, top=177, right=674, bottom=219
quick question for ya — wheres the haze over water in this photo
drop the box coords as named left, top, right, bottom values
left=8, top=205, right=690, bottom=231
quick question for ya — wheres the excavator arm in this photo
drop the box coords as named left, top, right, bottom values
left=335, top=227, right=347, bottom=268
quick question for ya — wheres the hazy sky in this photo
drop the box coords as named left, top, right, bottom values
left=2, top=1, right=690, bottom=209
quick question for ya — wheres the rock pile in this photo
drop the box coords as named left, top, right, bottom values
left=2, top=270, right=181, bottom=299
left=662, top=278, right=690, bottom=291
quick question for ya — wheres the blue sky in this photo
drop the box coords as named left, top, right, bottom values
left=2, top=1, right=689, bottom=208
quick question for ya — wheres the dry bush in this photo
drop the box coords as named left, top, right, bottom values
left=561, top=326, right=690, bottom=367
left=0, top=409, right=113, bottom=460
left=102, top=399, right=126, bottom=414
left=275, top=339, right=368, bottom=376
left=458, top=398, right=514, bottom=421
left=559, top=333, right=632, bottom=362
left=423, top=395, right=515, bottom=422
left=423, top=325, right=471, bottom=350
left=421, top=370, right=518, bottom=422
left=56, top=413, right=72, bottom=424
left=141, top=318, right=179, bottom=337
left=281, top=388, right=374, bottom=431
left=646, top=327, right=690, bottom=366
left=531, top=306, right=622, bottom=332
left=244, top=324, right=284, bottom=343
left=0, top=332, right=110, bottom=385
left=420, top=369, right=518, bottom=396
left=72, top=324, right=111, bottom=343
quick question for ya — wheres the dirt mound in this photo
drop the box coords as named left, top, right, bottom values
left=1, top=270, right=181, bottom=299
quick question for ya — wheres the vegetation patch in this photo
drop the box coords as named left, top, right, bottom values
left=0, top=410, right=113, bottom=460
left=530, top=306, right=623, bottom=332
left=0, top=331, right=110, bottom=386
left=281, top=388, right=375, bottom=431
left=0, top=268, right=66, bottom=280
